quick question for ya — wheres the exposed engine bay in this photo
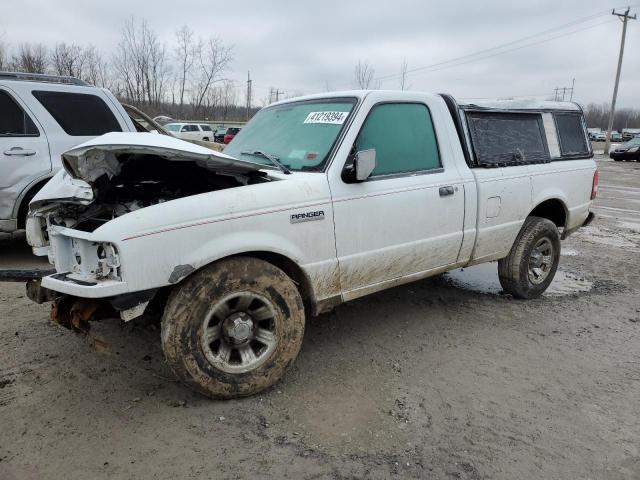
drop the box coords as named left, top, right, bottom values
left=46, top=153, right=270, bottom=232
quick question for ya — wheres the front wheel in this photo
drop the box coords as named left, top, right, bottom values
left=498, top=216, right=561, bottom=299
left=161, top=257, right=305, bottom=399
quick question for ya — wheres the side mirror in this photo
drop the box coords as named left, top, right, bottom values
left=354, top=149, right=376, bottom=181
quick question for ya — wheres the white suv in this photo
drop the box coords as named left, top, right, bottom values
left=165, top=122, right=215, bottom=142
left=0, top=72, right=135, bottom=233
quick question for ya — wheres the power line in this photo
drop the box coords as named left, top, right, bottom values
left=375, top=10, right=613, bottom=83
left=375, top=18, right=615, bottom=85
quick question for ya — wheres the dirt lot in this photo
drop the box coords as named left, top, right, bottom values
left=1, top=155, right=639, bottom=480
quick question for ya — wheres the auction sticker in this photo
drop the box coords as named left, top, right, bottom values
left=303, top=111, right=348, bottom=124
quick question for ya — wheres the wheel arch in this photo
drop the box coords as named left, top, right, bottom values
left=172, top=249, right=320, bottom=317
left=232, top=251, right=318, bottom=316
left=528, top=198, right=568, bottom=229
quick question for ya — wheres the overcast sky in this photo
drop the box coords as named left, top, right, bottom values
left=2, top=0, right=639, bottom=107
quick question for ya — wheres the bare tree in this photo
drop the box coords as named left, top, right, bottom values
left=218, top=80, right=237, bottom=120
left=11, top=43, right=48, bottom=73
left=399, top=58, right=410, bottom=91
left=353, top=60, right=375, bottom=89
left=174, top=25, right=195, bottom=114
left=84, top=46, right=112, bottom=88
left=190, top=37, right=233, bottom=117
left=0, top=34, right=8, bottom=70
left=583, top=102, right=640, bottom=130
left=113, top=18, right=170, bottom=110
left=51, top=43, right=86, bottom=78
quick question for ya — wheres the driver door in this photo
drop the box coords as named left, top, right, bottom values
left=330, top=100, right=466, bottom=299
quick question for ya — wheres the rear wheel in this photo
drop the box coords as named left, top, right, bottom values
left=161, top=257, right=305, bottom=399
left=498, top=216, right=561, bottom=299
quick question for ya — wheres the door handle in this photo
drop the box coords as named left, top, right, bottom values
left=439, top=186, right=455, bottom=196
left=4, top=147, right=36, bottom=156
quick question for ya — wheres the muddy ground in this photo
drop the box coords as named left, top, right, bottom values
left=1, top=155, right=639, bottom=479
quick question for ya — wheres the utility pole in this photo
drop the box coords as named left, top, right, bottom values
left=604, top=7, right=636, bottom=155
left=274, top=89, right=283, bottom=102
left=246, top=71, right=252, bottom=121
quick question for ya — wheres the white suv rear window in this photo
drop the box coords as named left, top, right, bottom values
left=32, top=91, right=122, bottom=136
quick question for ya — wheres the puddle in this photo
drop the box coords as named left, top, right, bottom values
left=443, top=262, right=592, bottom=297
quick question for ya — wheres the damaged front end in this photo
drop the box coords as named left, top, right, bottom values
left=27, top=132, right=275, bottom=326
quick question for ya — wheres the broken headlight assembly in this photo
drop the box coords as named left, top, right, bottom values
left=54, top=235, right=122, bottom=283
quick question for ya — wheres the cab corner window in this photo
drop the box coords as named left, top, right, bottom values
left=355, top=103, right=441, bottom=177
left=32, top=91, right=121, bottom=136
left=0, top=90, right=39, bottom=136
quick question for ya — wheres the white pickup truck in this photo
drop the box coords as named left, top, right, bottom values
left=26, top=90, right=597, bottom=398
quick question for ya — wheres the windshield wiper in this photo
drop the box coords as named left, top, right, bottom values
left=241, top=150, right=291, bottom=174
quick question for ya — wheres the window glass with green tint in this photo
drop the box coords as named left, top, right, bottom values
left=224, top=99, right=356, bottom=171
left=356, top=103, right=440, bottom=176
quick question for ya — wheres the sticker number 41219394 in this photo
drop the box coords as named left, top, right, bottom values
left=303, top=111, right=348, bottom=124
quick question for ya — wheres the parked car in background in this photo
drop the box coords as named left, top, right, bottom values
left=593, top=132, right=606, bottom=142
left=199, top=124, right=214, bottom=140
left=610, top=136, right=640, bottom=161
left=622, top=129, right=640, bottom=141
left=223, top=127, right=241, bottom=144
left=611, top=131, right=623, bottom=142
left=587, top=129, right=602, bottom=140
left=26, top=91, right=596, bottom=398
left=214, top=127, right=228, bottom=143
left=0, top=71, right=136, bottom=234
left=165, top=123, right=213, bottom=142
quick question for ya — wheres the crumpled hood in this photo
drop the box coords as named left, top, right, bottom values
left=30, top=132, right=277, bottom=212
left=61, top=132, right=275, bottom=184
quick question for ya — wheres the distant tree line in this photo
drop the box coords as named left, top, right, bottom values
left=582, top=103, right=640, bottom=131
left=0, top=19, right=256, bottom=122
left=2, top=26, right=639, bottom=127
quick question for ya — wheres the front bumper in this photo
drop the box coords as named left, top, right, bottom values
left=41, top=273, right=129, bottom=298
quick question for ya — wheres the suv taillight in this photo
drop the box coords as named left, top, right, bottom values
left=591, top=169, right=599, bottom=200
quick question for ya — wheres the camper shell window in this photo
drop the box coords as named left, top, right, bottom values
left=554, top=112, right=590, bottom=157
left=466, top=111, right=550, bottom=167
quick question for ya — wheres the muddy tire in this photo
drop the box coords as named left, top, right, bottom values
left=498, top=216, right=561, bottom=299
left=161, top=257, right=305, bottom=399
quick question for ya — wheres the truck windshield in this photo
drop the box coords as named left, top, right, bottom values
left=224, top=98, right=357, bottom=171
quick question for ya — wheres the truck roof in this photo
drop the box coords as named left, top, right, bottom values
left=267, top=90, right=582, bottom=112
left=458, top=98, right=582, bottom=112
